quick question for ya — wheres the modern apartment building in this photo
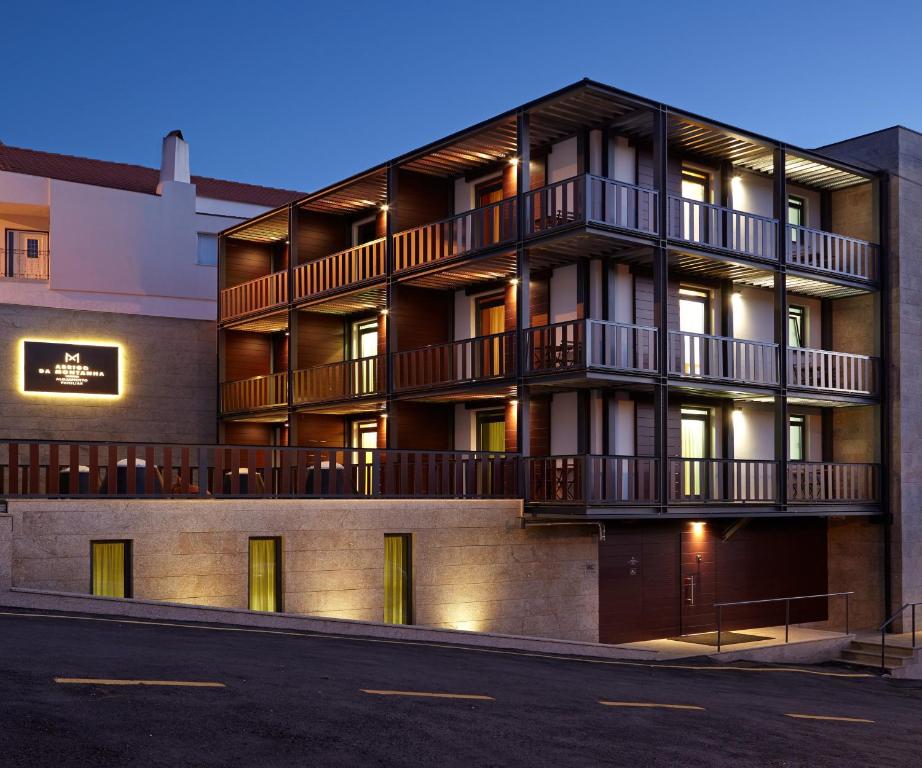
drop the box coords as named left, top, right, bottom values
left=2, top=81, right=912, bottom=649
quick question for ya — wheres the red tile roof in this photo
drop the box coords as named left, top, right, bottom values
left=0, top=143, right=305, bottom=207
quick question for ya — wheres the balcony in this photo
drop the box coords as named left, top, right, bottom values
left=392, top=331, right=516, bottom=393
left=293, top=238, right=386, bottom=302
left=292, top=356, right=384, bottom=406
left=527, top=455, right=659, bottom=505
left=667, top=196, right=777, bottom=261
left=524, top=319, right=657, bottom=377
left=667, top=331, right=779, bottom=387
left=787, top=462, right=879, bottom=504
left=220, top=270, right=288, bottom=323
left=787, top=348, right=878, bottom=396
left=392, top=199, right=516, bottom=276
left=787, top=225, right=878, bottom=283
left=220, top=373, right=288, bottom=414
left=524, top=175, right=658, bottom=238
left=0, top=441, right=519, bottom=499
left=668, top=458, right=778, bottom=504
left=2, top=248, right=49, bottom=280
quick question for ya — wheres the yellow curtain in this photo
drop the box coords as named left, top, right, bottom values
left=384, top=535, right=409, bottom=624
left=249, top=538, right=278, bottom=612
left=480, top=418, right=505, bottom=453
left=92, top=542, right=126, bottom=598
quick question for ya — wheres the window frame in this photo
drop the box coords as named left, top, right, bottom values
left=476, top=409, right=506, bottom=453
left=788, top=305, right=806, bottom=348
left=789, top=414, right=806, bottom=463
left=384, top=533, right=413, bottom=625
left=248, top=536, right=283, bottom=613
left=89, top=539, right=132, bottom=598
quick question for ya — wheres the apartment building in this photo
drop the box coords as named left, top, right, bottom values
left=1, top=81, right=905, bottom=648
left=0, top=132, right=303, bottom=442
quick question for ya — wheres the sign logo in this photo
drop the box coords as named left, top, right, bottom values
left=22, top=341, right=120, bottom=396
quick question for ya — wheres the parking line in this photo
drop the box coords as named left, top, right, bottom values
left=361, top=689, right=494, bottom=701
left=54, top=677, right=225, bottom=688
left=599, top=700, right=705, bottom=711
left=785, top=713, right=874, bottom=724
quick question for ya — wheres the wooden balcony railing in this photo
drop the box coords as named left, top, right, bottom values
left=787, top=462, right=879, bottom=503
left=668, top=458, right=778, bottom=503
left=220, top=270, right=288, bottom=322
left=292, top=356, right=384, bottom=405
left=787, top=225, right=878, bottom=282
left=0, top=441, right=519, bottom=499
left=293, top=238, right=386, bottom=301
left=525, top=319, right=657, bottom=375
left=527, top=455, right=659, bottom=505
left=392, top=331, right=516, bottom=392
left=220, top=373, right=288, bottom=413
left=392, top=198, right=516, bottom=275
left=525, top=174, right=658, bottom=236
left=667, top=196, right=777, bottom=260
left=667, top=331, right=779, bottom=386
left=787, top=348, right=878, bottom=395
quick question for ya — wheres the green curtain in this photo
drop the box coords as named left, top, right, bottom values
left=384, top=535, right=409, bottom=624
left=92, top=542, right=126, bottom=598
left=681, top=415, right=706, bottom=496
left=249, top=538, right=278, bottom=612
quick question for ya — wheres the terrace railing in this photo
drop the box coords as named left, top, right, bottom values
left=293, top=238, right=386, bottom=301
left=0, top=441, right=519, bottom=499
left=525, top=319, right=657, bottom=376
left=524, top=174, right=658, bottom=237
left=787, top=348, right=878, bottom=395
left=667, top=196, right=777, bottom=261
left=527, top=455, right=659, bottom=505
left=392, top=198, right=516, bottom=275
left=787, top=225, right=878, bottom=282
left=2, top=248, right=49, bottom=280
left=787, top=462, right=879, bottom=503
left=392, top=331, right=516, bottom=392
left=668, top=458, right=778, bottom=503
left=220, top=270, right=288, bottom=322
left=292, top=356, right=384, bottom=405
left=220, top=373, right=288, bottom=413
left=667, top=331, right=779, bottom=386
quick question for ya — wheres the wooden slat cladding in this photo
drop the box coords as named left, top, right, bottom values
left=224, top=240, right=273, bottom=288
left=294, top=414, right=345, bottom=448
left=530, top=275, right=550, bottom=327
left=391, top=402, right=453, bottom=451
left=296, top=311, right=343, bottom=368
left=393, top=169, right=452, bottom=233
left=296, top=209, right=351, bottom=263
left=223, top=332, right=271, bottom=382
left=393, top=285, right=452, bottom=352
left=223, top=422, right=273, bottom=446
left=529, top=395, right=551, bottom=457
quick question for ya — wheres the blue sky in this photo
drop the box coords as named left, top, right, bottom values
left=4, top=0, right=920, bottom=193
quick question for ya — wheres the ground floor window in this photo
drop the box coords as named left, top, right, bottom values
left=91, top=540, right=131, bottom=598
left=384, top=534, right=412, bottom=625
left=249, top=537, right=282, bottom=612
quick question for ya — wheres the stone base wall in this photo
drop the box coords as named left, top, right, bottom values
left=6, top=499, right=599, bottom=643
left=825, top=516, right=885, bottom=631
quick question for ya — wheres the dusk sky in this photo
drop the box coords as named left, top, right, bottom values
left=5, top=0, right=920, bottom=193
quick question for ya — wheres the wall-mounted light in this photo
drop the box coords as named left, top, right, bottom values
left=380, top=204, right=390, bottom=213
left=509, top=399, right=519, bottom=407
left=731, top=175, right=743, bottom=185
left=509, top=278, right=520, bottom=286
left=380, top=308, right=389, bottom=316
left=508, top=157, right=519, bottom=166
left=283, top=422, right=289, bottom=428
left=691, top=521, right=706, bottom=536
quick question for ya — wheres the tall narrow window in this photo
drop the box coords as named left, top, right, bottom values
left=351, top=318, right=379, bottom=396
left=91, top=541, right=131, bottom=598
left=679, top=287, right=710, bottom=375
left=249, top=537, right=282, bottom=612
left=476, top=177, right=504, bottom=246
left=788, top=305, right=806, bottom=348
left=477, top=410, right=506, bottom=453
left=476, top=293, right=505, bottom=376
left=384, top=534, right=412, bottom=625
left=681, top=167, right=710, bottom=242
left=681, top=408, right=710, bottom=497
left=353, top=419, right=379, bottom=495
left=789, top=415, right=806, bottom=462
left=788, top=196, right=805, bottom=242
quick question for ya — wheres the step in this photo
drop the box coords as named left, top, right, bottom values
left=849, top=640, right=915, bottom=657
left=840, top=648, right=906, bottom=669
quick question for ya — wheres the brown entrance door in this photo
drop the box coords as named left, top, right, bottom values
left=680, top=522, right=716, bottom=635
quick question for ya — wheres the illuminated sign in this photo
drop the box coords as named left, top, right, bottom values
left=22, top=341, right=120, bottom=396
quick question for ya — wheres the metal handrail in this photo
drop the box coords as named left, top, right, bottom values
left=714, top=591, right=854, bottom=653
left=877, top=602, right=922, bottom=671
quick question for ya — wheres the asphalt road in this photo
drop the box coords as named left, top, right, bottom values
left=0, top=610, right=920, bottom=767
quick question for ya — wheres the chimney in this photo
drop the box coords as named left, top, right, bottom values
left=158, top=129, right=190, bottom=192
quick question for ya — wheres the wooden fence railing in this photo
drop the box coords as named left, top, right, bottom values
left=667, top=196, right=777, bottom=260
left=527, top=455, right=659, bottom=504
left=0, top=441, right=519, bottom=499
left=220, top=270, right=288, bottom=322
left=787, top=348, right=878, bottom=395
left=292, top=356, right=384, bottom=405
left=787, top=462, right=878, bottom=503
left=668, top=458, right=778, bottom=503
left=525, top=319, right=657, bottom=375
left=392, top=198, right=516, bottom=274
left=392, top=331, right=516, bottom=392
left=293, top=238, right=386, bottom=301
left=667, top=331, right=779, bottom=385
left=220, top=373, right=288, bottom=413
left=787, top=225, right=878, bottom=282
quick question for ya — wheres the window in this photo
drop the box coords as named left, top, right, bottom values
left=91, top=540, right=131, bottom=598
left=352, top=318, right=378, bottom=360
left=788, top=305, right=806, bottom=348
left=249, top=537, right=282, bottom=612
left=26, top=238, right=40, bottom=259
left=679, top=287, right=710, bottom=375
left=681, top=408, right=710, bottom=497
left=477, top=410, right=506, bottom=453
left=476, top=293, right=505, bottom=376
left=476, top=177, right=505, bottom=245
left=789, top=415, right=806, bottom=462
left=353, top=419, right=379, bottom=494
left=788, top=196, right=805, bottom=242
left=196, top=233, right=218, bottom=266
left=681, top=167, right=710, bottom=242
left=384, top=534, right=412, bottom=625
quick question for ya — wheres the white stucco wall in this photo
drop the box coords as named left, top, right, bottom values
left=548, top=137, right=578, bottom=184
left=550, top=264, right=578, bottom=323
left=551, top=392, right=579, bottom=454
left=732, top=404, right=775, bottom=460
